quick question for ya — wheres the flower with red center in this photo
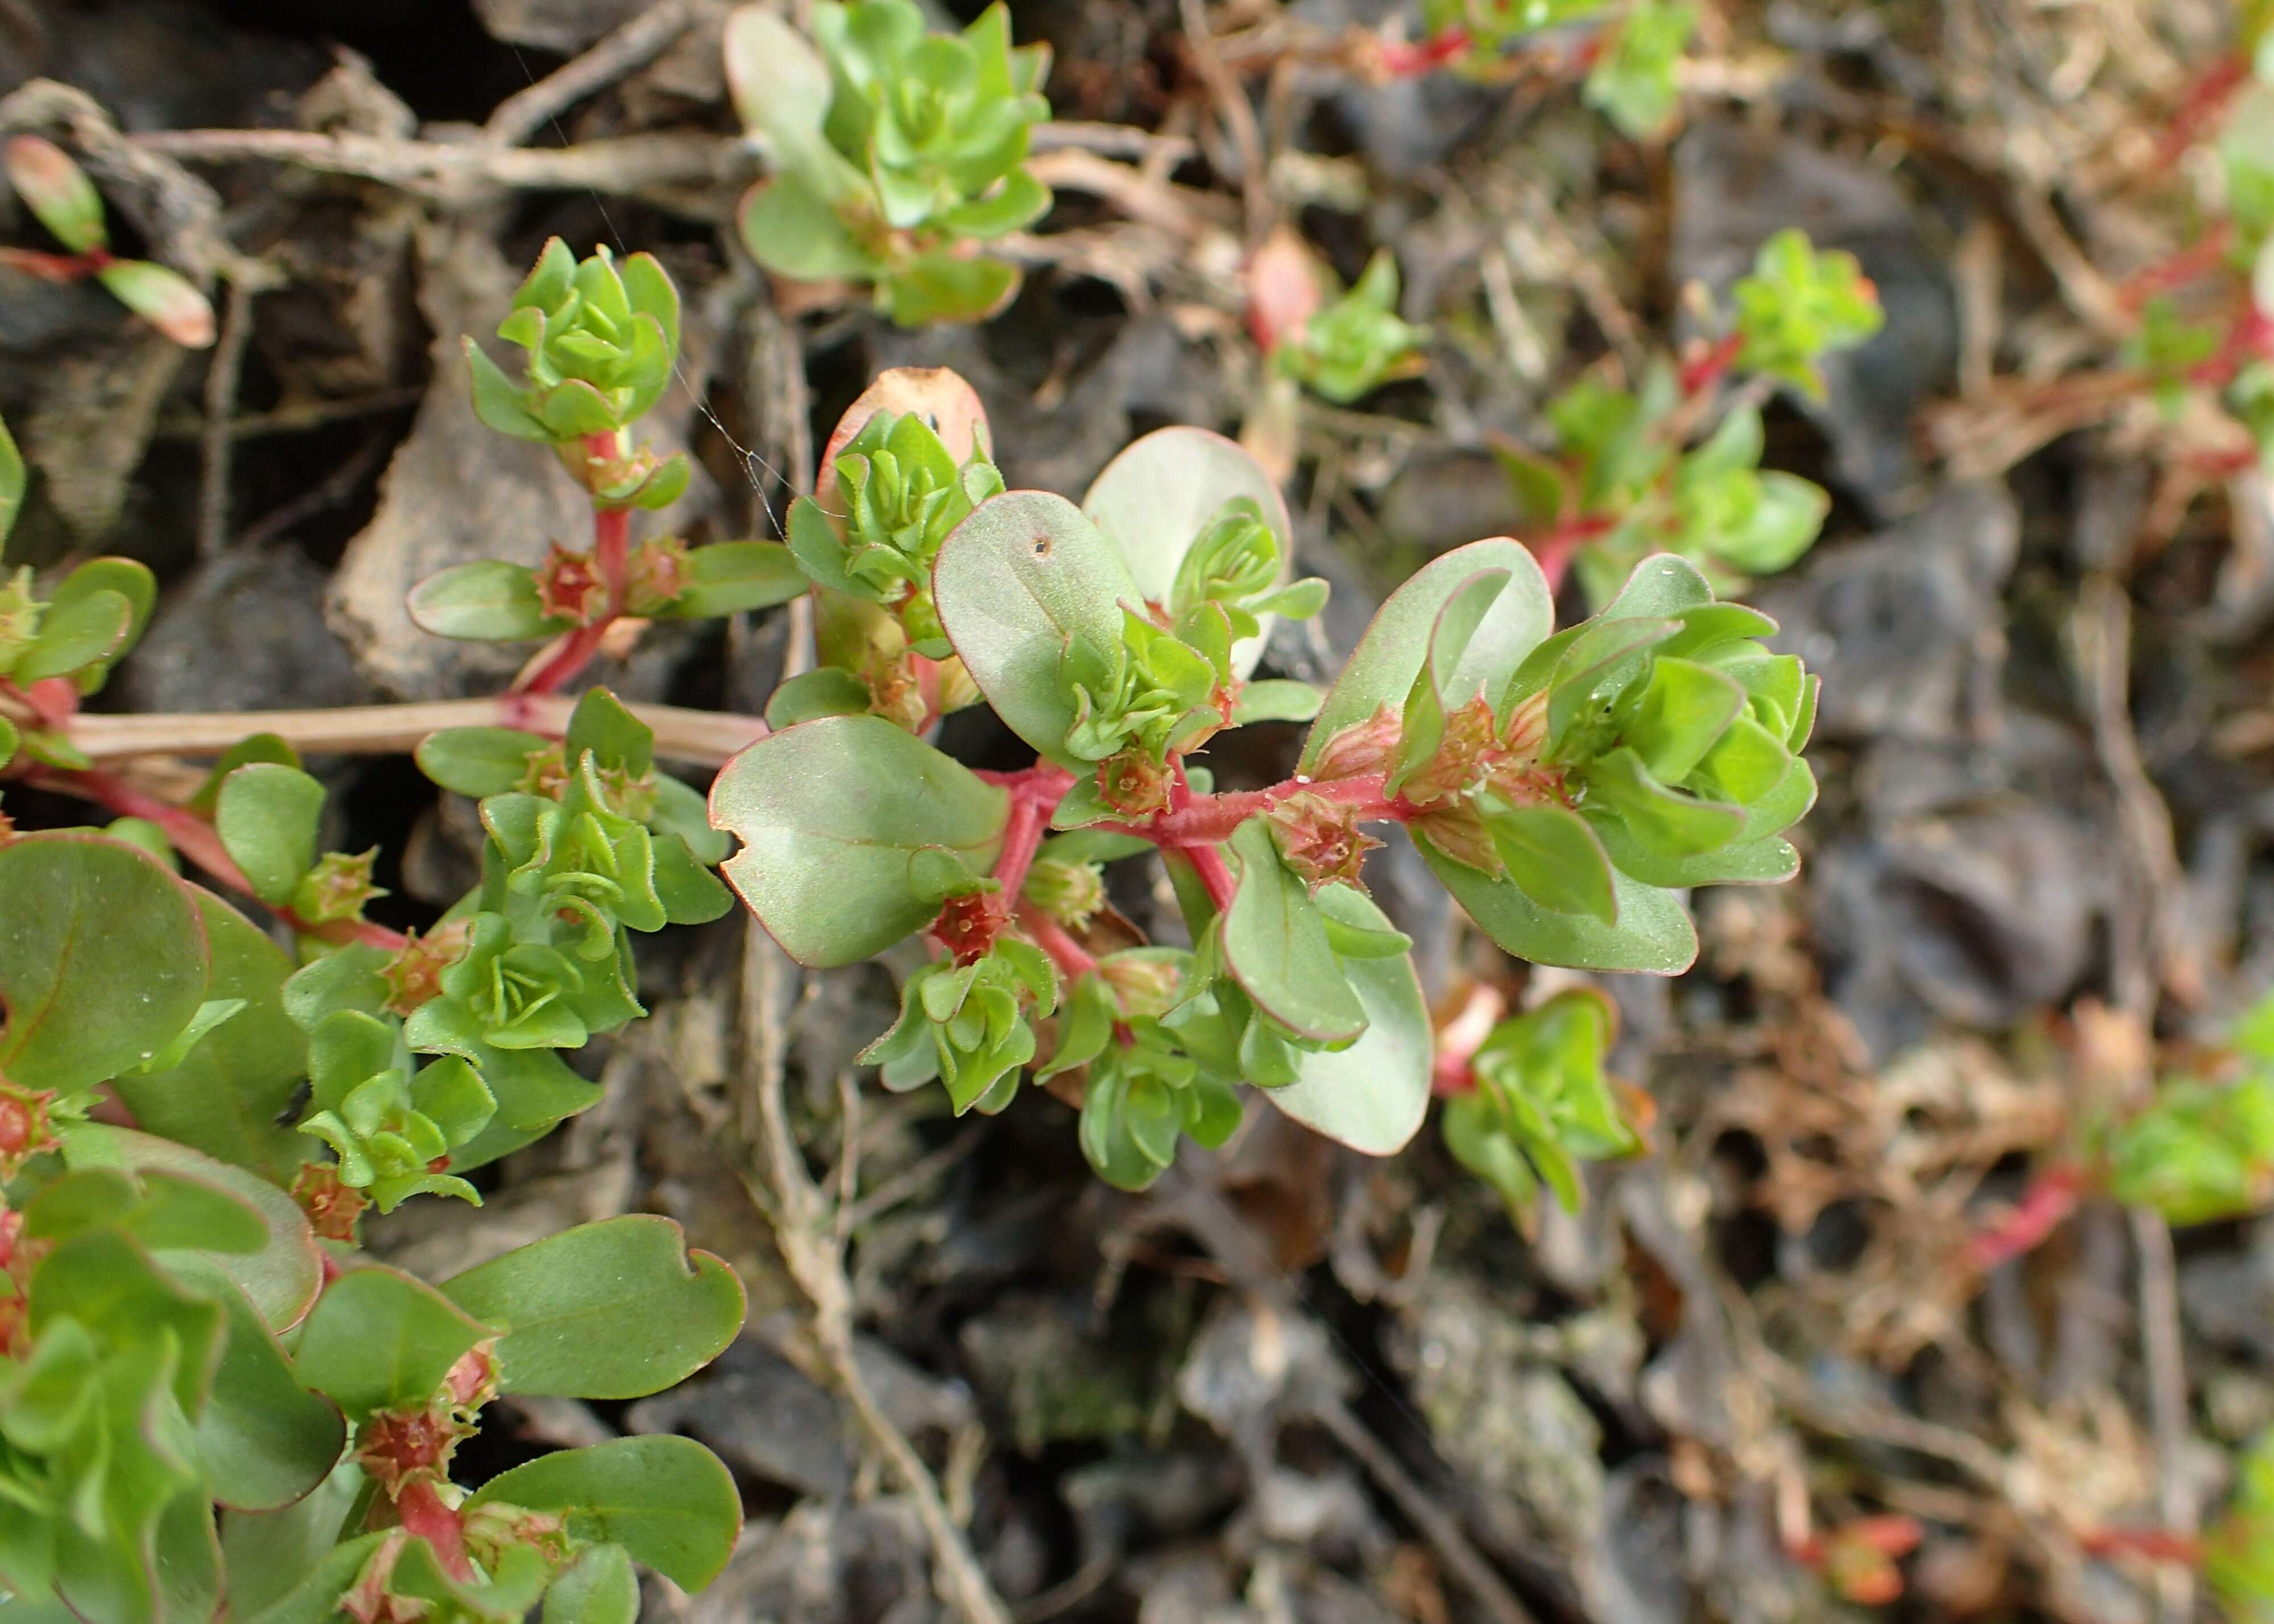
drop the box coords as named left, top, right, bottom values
left=933, top=889, right=1007, bottom=966
left=0, top=1078, right=58, bottom=1176
left=622, top=536, right=691, bottom=616
left=535, top=544, right=609, bottom=626
left=291, top=1161, right=370, bottom=1244
left=1266, top=791, right=1384, bottom=893
left=293, top=848, right=386, bottom=925
left=356, top=1402, right=475, bottom=1496
left=382, top=922, right=473, bottom=1017
left=1096, top=749, right=1173, bottom=819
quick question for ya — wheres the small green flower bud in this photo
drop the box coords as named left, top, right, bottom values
left=1024, top=856, right=1106, bottom=930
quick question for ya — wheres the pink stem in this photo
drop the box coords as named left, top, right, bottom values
left=1018, top=904, right=1098, bottom=983
left=1116, top=772, right=1407, bottom=847
left=394, top=1479, right=474, bottom=1582
left=992, top=793, right=1049, bottom=903
left=1376, top=26, right=1471, bottom=76
left=2078, top=1527, right=2202, bottom=1564
left=1966, top=1162, right=2087, bottom=1271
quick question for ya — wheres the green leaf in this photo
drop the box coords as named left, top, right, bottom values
left=464, top=338, right=552, bottom=441
left=189, top=1267, right=346, bottom=1512
left=1420, top=842, right=1698, bottom=973
left=1082, top=427, right=1294, bottom=681
left=1583, top=0, right=1695, bottom=138
left=764, top=666, right=873, bottom=727
left=882, top=252, right=1021, bottom=326
left=1232, top=679, right=1323, bottom=725
left=1486, top=801, right=1618, bottom=924
left=465, top=1436, right=742, bottom=1592
left=930, top=491, right=1139, bottom=766
left=214, top=762, right=326, bottom=907
left=562, top=687, right=653, bottom=778
left=653, top=541, right=809, bottom=618
left=13, top=586, right=132, bottom=683
left=110, top=892, right=308, bottom=1181
left=0, top=832, right=210, bottom=1093
left=1301, top=538, right=1553, bottom=773
left=439, top=1216, right=743, bottom=1400
left=737, top=171, right=885, bottom=281
left=188, top=733, right=300, bottom=815
left=1261, top=884, right=1432, bottom=1154
left=1221, top=819, right=1367, bottom=1043
left=238, top=1531, right=391, bottom=1624
left=64, top=1125, right=325, bottom=1332
left=96, top=260, right=216, bottom=348
left=710, top=715, right=1009, bottom=966
left=724, top=4, right=837, bottom=139
left=416, top=727, right=550, bottom=798
left=46, top=557, right=156, bottom=693
left=544, top=1545, right=639, bottom=1624
left=1, top=413, right=27, bottom=544
left=5, top=134, right=107, bottom=253
left=407, top=560, right=564, bottom=642
left=219, top=1466, right=361, bottom=1618
left=291, top=1265, right=496, bottom=1420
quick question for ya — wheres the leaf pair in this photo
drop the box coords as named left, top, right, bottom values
left=3, top=136, right=217, bottom=348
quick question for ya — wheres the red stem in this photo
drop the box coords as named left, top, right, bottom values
left=1180, top=842, right=1237, bottom=913
left=2158, top=53, right=2249, bottom=165
left=0, top=246, right=115, bottom=281
left=394, top=1479, right=475, bottom=1582
left=1018, top=904, right=1099, bottom=983
left=1116, top=772, right=1408, bottom=847
left=1966, top=1162, right=2088, bottom=1271
left=991, top=791, right=1049, bottom=903
left=2078, top=1527, right=2202, bottom=1564
left=32, top=768, right=406, bottom=950
left=1376, top=26, right=1471, bottom=76
left=1678, top=332, right=1744, bottom=398
left=516, top=435, right=633, bottom=697
left=2118, top=222, right=2236, bottom=312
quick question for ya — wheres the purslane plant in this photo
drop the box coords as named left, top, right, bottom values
left=1383, top=0, right=1698, bottom=139
left=2, top=135, right=217, bottom=348
left=726, top=0, right=1053, bottom=325
left=0, top=255, right=767, bottom=1618
left=712, top=365, right=1821, bottom=1188
left=1496, top=227, right=1883, bottom=606
left=0, top=235, right=1828, bottom=1616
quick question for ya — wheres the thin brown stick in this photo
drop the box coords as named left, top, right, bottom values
left=1179, top=0, right=1273, bottom=246
left=737, top=927, right=1011, bottom=1624
left=2130, top=1207, right=2196, bottom=1624
left=1310, top=1399, right=1539, bottom=1624
left=197, top=275, right=261, bottom=559
left=132, top=127, right=749, bottom=206
left=485, top=1, right=698, bottom=146
left=54, top=696, right=767, bottom=767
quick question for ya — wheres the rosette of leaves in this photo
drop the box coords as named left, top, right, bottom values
left=726, top=0, right=1052, bottom=325
left=1044, top=952, right=1244, bottom=1190
left=1493, top=230, right=1880, bottom=606
left=1273, top=250, right=1429, bottom=405
left=297, top=1013, right=494, bottom=1212
left=462, top=238, right=684, bottom=483
left=863, top=933, right=1058, bottom=1114
left=1499, top=363, right=1832, bottom=606
left=410, top=243, right=803, bottom=647
left=1730, top=229, right=1885, bottom=400
left=928, top=435, right=1327, bottom=825
left=2, top=136, right=216, bottom=347
left=1442, top=989, right=1640, bottom=1216
left=2107, top=998, right=2274, bottom=1226
left=282, top=692, right=731, bottom=1166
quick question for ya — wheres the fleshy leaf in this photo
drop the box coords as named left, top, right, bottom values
left=214, top=763, right=326, bottom=907
left=709, top=715, right=1009, bottom=966
left=0, top=833, right=210, bottom=1094
left=464, top=1436, right=742, bottom=1592
left=291, top=1265, right=496, bottom=1420
left=439, top=1217, right=744, bottom=1399
left=407, top=561, right=565, bottom=642
left=1260, top=884, right=1432, bottom=1154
